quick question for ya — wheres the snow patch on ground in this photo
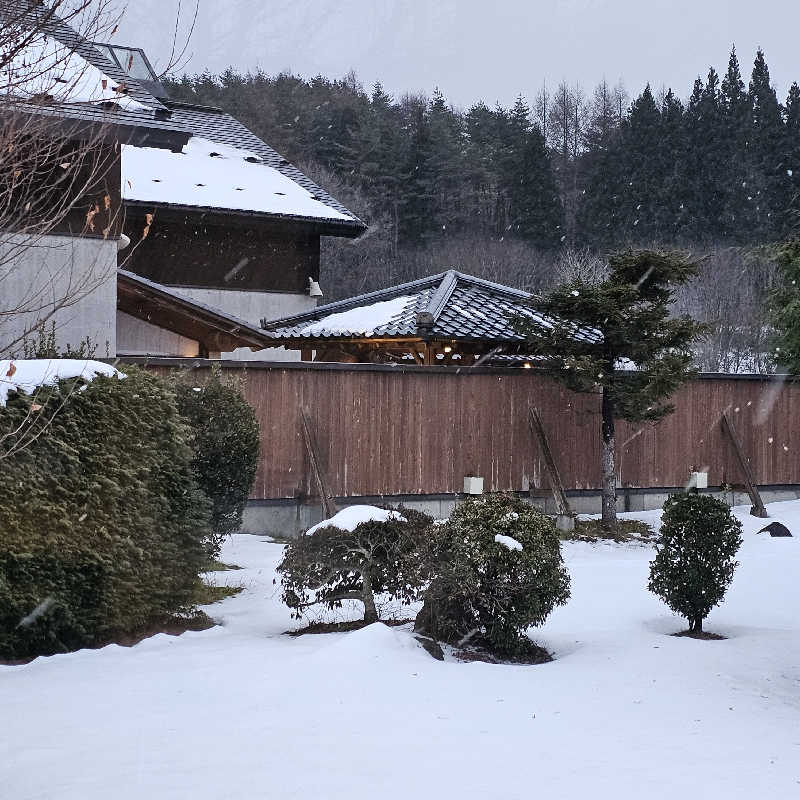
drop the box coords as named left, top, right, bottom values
left=0, top=359, right=122, bottom=405
left=305, top=504, right=406, bottom=535
left=2, top=501, right=800, bottom=799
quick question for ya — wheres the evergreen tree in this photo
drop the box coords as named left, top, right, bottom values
left=719, top=47, right=751, bottom=237
left=783, top=83, right=800, bottom=233
left=515, top=250, right=707, bottom=526
left=615, top=85, right=663, bottom=241
left=397, top=100, right=436, bottom=244
left=745, top=49, right=785, bottom=239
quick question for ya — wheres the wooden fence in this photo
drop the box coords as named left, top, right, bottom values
left=135, top=359, right=800, bottom=500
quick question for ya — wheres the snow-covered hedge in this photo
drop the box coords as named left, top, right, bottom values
left=415, top=493, right=571, bottom=657
left=0, top=366, right=213, bottom=659
left=648, top=493, right=743, bottom=633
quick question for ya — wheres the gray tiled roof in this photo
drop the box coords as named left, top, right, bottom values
left=262, top=270, right=600, bottom=344
left=0, top=2, right=363, bottom=230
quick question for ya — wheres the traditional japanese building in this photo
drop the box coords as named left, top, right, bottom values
left=0, top=2, right=364, bottom=359
left=260, top=269, right=598, bottom=365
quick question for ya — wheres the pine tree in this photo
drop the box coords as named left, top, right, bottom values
left=719, top=47, right=751, bottom=238
left=615, top=85, right=663, bottom=241
left=515, top=250, right=707, bottom=526
left=745, top=49, right=785, bottom=239
left=398, top=100, right=436, bottom=245
left=783, top=83, right=800, bottom=233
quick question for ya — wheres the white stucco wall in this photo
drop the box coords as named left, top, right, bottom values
left=0, top=234, right=117, bottom=357
left=170, top=287, right=316, bottom=361
left=116, top=312, right=200, bottom=357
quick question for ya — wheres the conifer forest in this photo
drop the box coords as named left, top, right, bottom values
left=168, top=46, right=798, bottom=372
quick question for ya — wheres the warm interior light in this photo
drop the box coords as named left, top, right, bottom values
left=523, top=362, right=532, bottom=369
left=443, top=345, right=452, bottom=353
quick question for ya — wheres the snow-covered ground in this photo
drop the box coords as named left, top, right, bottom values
left=2, top=501, right=799, bottom=799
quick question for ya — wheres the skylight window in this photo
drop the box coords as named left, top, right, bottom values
left=93, top=43, right=158, bottom=82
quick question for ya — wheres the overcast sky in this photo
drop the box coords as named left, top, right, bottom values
left=117, top=0, right=800, bottom=109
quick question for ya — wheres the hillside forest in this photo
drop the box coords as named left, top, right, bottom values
left=166, top=46, right=800, bottom=373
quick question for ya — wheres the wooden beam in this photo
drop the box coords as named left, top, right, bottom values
left=720, top=411, right=768, bottom=518
left=528, top=406, right=572, bottom=518
left=300, top=407, right=338, bottom=520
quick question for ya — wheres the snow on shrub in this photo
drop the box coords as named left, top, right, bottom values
left=0, top=367, right=212, bottom=659
left=415, top=493, right=571, bottom=657
left=0, top=358, right=121, bottom=405
left=278, top=505, right=433, bottom=624
left=648, top=493, right=743, bottom=633
left=174, top=369, right=260, bottom=552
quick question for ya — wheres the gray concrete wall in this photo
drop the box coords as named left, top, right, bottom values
left=241, top=486, right=800, bottom=539
left=173, top=287, right=316, bottom=361
left=116, top=311, right=200, bottom=357
left=0, top=234, right=117, bottom=357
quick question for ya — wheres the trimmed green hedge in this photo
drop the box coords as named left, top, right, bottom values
left=0, top=367, right=212, bottom=659
left=416, top=493, right=571, bottom=657
left=174, top=369, right=260, bottom=551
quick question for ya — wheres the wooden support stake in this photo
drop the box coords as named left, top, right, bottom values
left=300, top=407, right=338, bottom=520
left=720, top=411, right=768, bottom=518
left=528, top=406, right=573, bottom=520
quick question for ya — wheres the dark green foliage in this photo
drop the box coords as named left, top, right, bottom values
left=167, top=44, right=800, bottom=263
left=768, top=239, right=800, bottom=370
left=0, top=368, right=212, bottom=659
left=518, top=249, right=708, bottom=418
left=174, top=369, right=260, bottom=550
left=516, top=249, right=707, bottom=524
left=648, top=493, right=743, bottom=632
left=278, top=506, right=433, bottom=624
left=416, top=494, right=570, bottom=657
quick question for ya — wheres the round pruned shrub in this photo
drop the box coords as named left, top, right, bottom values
left=174, top=368, right=260, bottom=552
left=415, top=493, right=571, bottom=658
left=0, top=367, right=212, bottom=659
left=278, top=505, right=433, bottom=624
left=648, top=492, right=743, bottom=634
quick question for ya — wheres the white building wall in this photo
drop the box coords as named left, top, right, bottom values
left=171, top=287, right=316, bottom=361
left=0, top=234, right=117, bottom=357
left=116, top=312, right=200, bottom=357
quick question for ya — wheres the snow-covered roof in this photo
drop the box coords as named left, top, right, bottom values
left=122, top=137, right=352, bottom=223
left=0, top=2, right=364, bottom=232
left=262, top=270, right=601, bottom=345
left=300, top=296, right=418, bottom=337
left=0, top=359, right=122, bottom=405
left=2, top=33, right=147, bottom=110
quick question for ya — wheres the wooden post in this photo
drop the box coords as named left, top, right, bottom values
left=720, top=411, right=768, bottom=518
left=528, top=407, right=574, bottom=528
left=300, top=407, right=338, bottom=520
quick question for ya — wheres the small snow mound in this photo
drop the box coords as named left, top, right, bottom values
left=305, top=505, right=406, bottom=535
left=495, top=534, right=523, bottom=551
left=318, top=622, right=426, bottom=662
left=0, top=359, right=123, bottom=406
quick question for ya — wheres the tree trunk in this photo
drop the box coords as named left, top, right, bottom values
left=601, top=386, right=617, bottom=527
left=361, top=569, right=378, bottom=624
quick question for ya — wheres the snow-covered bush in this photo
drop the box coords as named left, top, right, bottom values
left=415, top=494, right=571, bottom=657
left=648, top=493, right=742, bottom=633
left=174, top=369, right=260, bottom=551
left=0, top=367, right=212, bottom=659
left=278, top=505, right=433, bottom=624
